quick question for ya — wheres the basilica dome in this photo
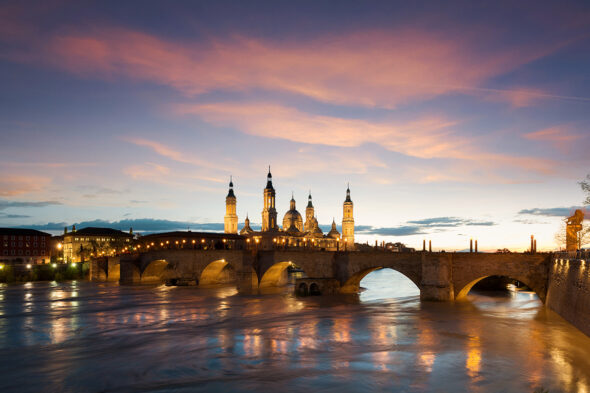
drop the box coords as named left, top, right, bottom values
left=282, top=196, right=304, bottom=232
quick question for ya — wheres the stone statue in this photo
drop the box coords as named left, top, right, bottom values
left=566, top=209, right=584, bottom=251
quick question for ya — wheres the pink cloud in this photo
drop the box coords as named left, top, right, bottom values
left=4, top=26, right=564, bottom=108
left=174, top=101, right=559, bottom=179
left=523, top=126, right=584, bottom=151
left=0, top=175, right=51, bottom=196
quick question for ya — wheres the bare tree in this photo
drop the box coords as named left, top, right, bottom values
left=581, top=174, right=590, bottom=205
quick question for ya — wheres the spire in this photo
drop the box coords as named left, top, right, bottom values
left=290, top=193, right=296, bottom=210
left=307, top=190, right=313, bottom=208
left=227, top=176, right=235, bottom=198
left=265, top=166, right=274, bottom=189
left=345, top=183, right=352, bottom=203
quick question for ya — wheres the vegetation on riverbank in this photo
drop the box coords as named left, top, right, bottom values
left=0, top=263, right=88, bottom=283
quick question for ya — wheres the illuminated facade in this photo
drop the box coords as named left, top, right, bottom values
left=226, top=169, right=355, bottom=251
left=0, top=228, right=52, bottom=264
left=224, top=177, right=238, bottom=234
left=63, top=226, right=133, bottom=262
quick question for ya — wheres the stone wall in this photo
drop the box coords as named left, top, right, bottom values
left=546, top=257, right=590, bottom=337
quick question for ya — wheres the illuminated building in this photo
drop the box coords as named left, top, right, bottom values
left=224, top=177, right=238, bottom=234
left=63, top=226, right=133, bottom=262
left=0, top=228, right=52, bottom=264
left=228, top=169, right=355, bottom=251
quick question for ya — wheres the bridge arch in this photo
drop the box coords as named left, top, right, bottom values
left=259, top=261, right=306, bottom=288
left=199, top=259, right=237, bottom=286
left=456, top=274, right=544, bottom=301
left=340, top=266, right=421, bottom=294
left=139, top=259, right=170, bottom=284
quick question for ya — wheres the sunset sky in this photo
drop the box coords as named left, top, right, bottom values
left=1, top=0, right=589, bottom=251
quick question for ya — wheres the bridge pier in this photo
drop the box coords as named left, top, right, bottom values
left=420, top=253, right=454, bottom=301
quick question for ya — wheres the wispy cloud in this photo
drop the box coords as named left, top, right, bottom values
left=176, top=101, right=558, bottom=177
left=0, top=199, right=62, bottom=210
left=0, top=176, right=52, bottom=196
left=3, top=24, right=575, bottom=108
left=518, top=206, right=585, bottom=217
left=406, top=217, right=496, bottom=227
left=356, top=216, right=496, bottom=237
left=523, top=126, right=585, bottom=151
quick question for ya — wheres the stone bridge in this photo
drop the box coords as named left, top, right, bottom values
left=91, top=249, right=551, bottom=301
left=90, top=249, right=590, bottom=336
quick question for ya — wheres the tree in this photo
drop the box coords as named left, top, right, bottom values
left=581, top=174, right=590, bottom=205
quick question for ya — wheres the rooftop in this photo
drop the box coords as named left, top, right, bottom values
left=0, top=228, right=52, bottom=237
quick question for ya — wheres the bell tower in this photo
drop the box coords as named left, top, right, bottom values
left=342, top=184, right=355, bottom=250
left=304, top=191, right=315, bottom=232
left=224, top=176, right=238, bottom=234
left=261, top=167, right=278, bottom=231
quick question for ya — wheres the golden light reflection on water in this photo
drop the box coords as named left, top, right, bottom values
left=465, top=335, right=482, bottom=378
left=416, top=318, right=436, bottom=373
left=2, top=280, right=590, bottom=393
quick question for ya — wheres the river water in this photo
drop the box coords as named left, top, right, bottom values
left=0, top=269, right=589, bottom=393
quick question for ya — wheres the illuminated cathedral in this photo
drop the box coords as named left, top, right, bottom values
left=224, top=168, right=355, bottom=250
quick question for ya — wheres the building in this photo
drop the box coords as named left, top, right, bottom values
left=62, top=226, right=134, bottom=262
left=0, top=228, right=53, bottom=264
left=226, top=169, right=355, bottom=251
left=224, top=177, right=238, bottom=234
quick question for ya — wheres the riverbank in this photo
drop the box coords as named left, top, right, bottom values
left=0, top=263, right=88, bottom=283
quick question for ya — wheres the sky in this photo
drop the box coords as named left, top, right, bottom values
left=0, top=0, right=589, bottom=251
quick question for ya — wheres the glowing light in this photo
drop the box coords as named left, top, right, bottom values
left=52, top=263, right=57, bottom=268
left=192, top=240, right=196, bottom=244
left=201, top=239, right=205, bottom=243
left=71, top=263, right=76, bottom=267
left=57, top=243, right=63, bottom=250
left=0, top=265, right=4, bottom=270
left=182, top=239, right=186, bottom=243
left=26, top=264, right=32, bottom=269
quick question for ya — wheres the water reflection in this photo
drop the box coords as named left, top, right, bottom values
left=0, top=275, right=588, bottom=393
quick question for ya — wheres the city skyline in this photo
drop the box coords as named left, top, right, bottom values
left=1, top=1, right=590, bottom=251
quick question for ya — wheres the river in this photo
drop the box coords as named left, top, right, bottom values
left=0, top=269, right=589, bottom=393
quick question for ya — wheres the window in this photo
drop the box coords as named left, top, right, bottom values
left=2, top=250, right=7, bottom=255
left=18, top=236, right=23, bottom=240
left=34, top=236, right=38, bottom=240
left=33, top=250, right=37, bottom=255
left=33, top=243, right=37, bottom=247
left=11, top=236, right=15, bottom=240
left=18, top=242, right=22, bottom=247
left=11, top=242, right=15, bottom=247
left=25, top=250, right=30, bottom=256
left=18, top=250, right=23, bottom=255
left=11, top=250, right=15, bottom=255
left=26, top=236, right=30, bottom=240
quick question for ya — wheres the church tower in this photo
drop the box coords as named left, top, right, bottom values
left=261, top=167, right=278, bottom=231
left=224, top=177, right=238, bottom=234
left=342, top=184, right=355, bottom=250
left=304, top=191, right=315, bottom=232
